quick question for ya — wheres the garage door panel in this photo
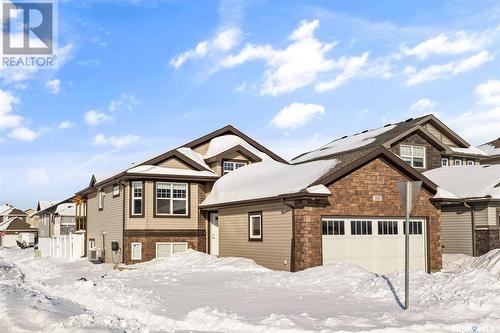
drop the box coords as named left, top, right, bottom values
left=322, top=218, right=426, bottom=274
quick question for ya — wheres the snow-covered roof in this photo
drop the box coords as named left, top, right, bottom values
left=424, top=165, right=500, bottom=199
left=0, top=217, right=35, bottom=231
left=450, top=146, right=488, bottom=156
left=54, top=203, right=76, bottom=217
left=127, top=165, right=217, bottom=177
left=201, top=159, right=338, bottom=206
left=478, top=138, right=500, bottom=156
left=0, top=203, right=14, bottom=216
left=38, top=201, right=59, bottom=211
left=202, top=134, right=270, bottom=160
left=292, top=125, right=396, bottom=164
left=176, top=147, right=211, bottom=170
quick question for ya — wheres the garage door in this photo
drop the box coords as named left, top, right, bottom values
left=322, top=217, right=427, bottom=274
left=0, top=235, right=18, bottom=247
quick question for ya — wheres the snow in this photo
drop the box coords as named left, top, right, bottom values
left=1, top=248, right=500, bottom=332
left=434, top=187, right=459, bottom=199
left=202, top=159, right=338, bottom=206
left=449, top=146, right=488, bottom=156
left=38, top=201, right=59, bottom=211
left=127, top=165, right=217, bottom=177
left=424, top=165, right=500, bottom=199
left=478, top=143, right=500, bottom=156
left=0, top=203, right=14, bottom=215
left=305, top=184, right=331, bottom=194
left=54, top=203, right=76, bottom=217
left=292, top=125, right=396, bottom=164
left=444, top=249, right=500, bottom=278
left=0, top=217, right=36, bottom=230
left=176, top=147, right=211, bottom=170
left=203, top=134, right=270, bottom=160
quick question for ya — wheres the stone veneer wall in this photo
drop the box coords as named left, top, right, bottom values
left=291, top=158, right=442, bottom=272
left=475, top=228, right=500, bottom=256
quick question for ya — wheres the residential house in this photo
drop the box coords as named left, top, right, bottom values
left=0, top=203, right=28, bottom=223
left=424, top=165, right=500, bottom=256
left=77, top=125, right=287, bottom=264
left=478, top=138, right=500, bottom=165
left=0, top=217, right=38, bottom=247
left=35, top=199, right=76, bottom=238
left=36, top=200, right=59, bottom=238
left=24, top=208, right=40, bottom=228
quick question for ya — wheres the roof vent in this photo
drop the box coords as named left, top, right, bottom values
left=361, top=130, right=368, bottom=133
left=384, top=123, right=392, bottom=127
left=341, top=135, right=348, bottom=139
left=405, top=118, right=414, bottom=123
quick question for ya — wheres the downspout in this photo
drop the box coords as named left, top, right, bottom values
left=120, top=180, right=126, bottom=264
left=281, top=198, right=296, bottom=272
left=464, top=201, right=476, bottom=256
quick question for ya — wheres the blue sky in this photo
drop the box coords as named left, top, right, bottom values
left=1, top=0, right=500, bottom=209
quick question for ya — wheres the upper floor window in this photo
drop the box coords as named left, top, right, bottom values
left=400, top=145, right=425, bottom=168
left=112, top=185, right=120, bottom=197
left=156, top=182, right=188, bottom=216
left=223, top=161, right=247, bottom=175
left=454, top=159, right=462, bottom=166
left=98, top=191, right=105, bottom=210
left=441, top=158, right=449, bottom=167
left=131, top=181, right=143, bottom=216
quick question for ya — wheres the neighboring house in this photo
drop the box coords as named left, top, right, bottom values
left=77, top=125, right=287, bottom=265
left=34, top=199, right=76, bottom=238
left=291, top=114, right=488, bottom=169
left=24, top=208, right=40, bottom=228
left=478, top=138, right=500, bottom=165
left=0, top=217, right=38, bottom=247
left=0, top=203, right=29, bottom=223
left=424, top=165, right=500, bottom=256
left=53, top=203, right=76, bottom=236
left=35, top=200, right=59, bottom=238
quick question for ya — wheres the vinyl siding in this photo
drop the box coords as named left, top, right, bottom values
left=424, top=123, right=457, bottom=147
left=156, top=157, right=191, bottom=169
left=125, top=181, right=201, bottom=230
left=193, top=142, right=210, bottom=155
left=86, top=184, right=124, bottom=263
left=218, top=202, right=293, bottom=271
left=486, top=205, right=500, bottom=226
left=473, top=204, right=489, bottom=227
left=441, top=206, right=473, bottom=255
left=38, top=214, right=50, bottom=238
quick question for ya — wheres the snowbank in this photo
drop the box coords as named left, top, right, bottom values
left=444, top=249, right=500, bottom=278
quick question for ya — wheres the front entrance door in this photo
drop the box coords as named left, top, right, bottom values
left=210, top=213, right=219, bottom=256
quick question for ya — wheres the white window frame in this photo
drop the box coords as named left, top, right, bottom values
left=400, top=145, right=426, bottom=169
left=88, top=239, right=95, bottom=249
left=131, top=181, right=143, bottom=216
left=350, top=220, right=373, bottom=235
left=249, top=212, right=262, bottom=240
left=441, top=158, right=449, bottom=167
left=155, top=242, right=188, bottom=258
left=113, top=185, right=120, bottom=197
left=454, top=159, right=463, bottom=166
left=321, top=218, right=345, bottom=235
left=131, top=242, right=142, bottom=260
left=98, top=191, right=105, bottom=210
left=155, top=182, right=189, bottom=216
left=467, top=160, right=474, bottom=165
left=223, top=160, right=247, bottom=175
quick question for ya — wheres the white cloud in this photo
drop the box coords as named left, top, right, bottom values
left=0, top=89, right=22, bottom=129
left=108, top=94, right=139, bottom=112
left=84, top=110, right=112, bottom=126
left=409, top=98, right=436, bottom=112
left=26, top=169, right=50, bottom=186
left=475, top=80, right=500, bottom=105
left=45, top=79, right=61, bottom=95
left=271, top=103, right=325, bottom=130
left=406, top=51, right=493, bottom=85
left=58, top=120, right=74, bottom=129
left=315, top=52, right=369, bottom=92
left=8, top=127, right=39, bottom=141
left=170, top=27, right=242, bottom=69
left=400, top=32, right=489, bottom=59
left=93, top=133, right=139, bottom=149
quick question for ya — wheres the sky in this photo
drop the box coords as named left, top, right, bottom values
left=1, top=0, right=500, bottom=209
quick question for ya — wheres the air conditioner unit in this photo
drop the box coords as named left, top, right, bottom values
left=88, top=248, right=103, bottom=262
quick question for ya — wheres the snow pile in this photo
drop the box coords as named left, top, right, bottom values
left=444, top=249, right=500, bottom=278
left=203, top=134, right=270, bottom=160
left=202, top=159, right=337, bottom=206
left=176, top=147, right=211, bottom=170
left=127, top=164, right=217, bottom=177
left=478, top=139, right=500, bottom=156
left=291, top=124, right=395, bottom=163
left=424, top=165, right=500, bottom=199
left=449, top=146, right=488, bottom=156
left=54, top=203, right=76, bottom=217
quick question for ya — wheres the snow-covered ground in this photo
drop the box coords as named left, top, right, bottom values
left=1, top=249, right=499, bottom=332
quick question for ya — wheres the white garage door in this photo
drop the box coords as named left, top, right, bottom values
left=0, top=235, right=18, bottom=247
left=322, top=217, right=427, bottom=274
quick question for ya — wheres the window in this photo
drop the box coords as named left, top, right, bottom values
left=155, top=182, right=188, bottom=216
left=88, top=239, right=95, bottom=249
left=454, top=159, right=462, bottom=166
left=131, top=242, right=142, bottom=260
left=223, top=161, right=247, bottom=175
left=322, top=219, right=345, bottom=235
left=378, top=221, right=398, bottom=235
left=400, top=145, right=425, bottom=168
left=131, top=181, right=143, bottom=216
left=351, top=220, right=372, bottom=235
left=248, top=212, right=262, bottom=240
left=113, top=185, right=120, bottom=197
left=441, top=158, right=449, bottom=167
left=403, top=221, right=423, bottom=235
left=156, top=243, right=188, bottom=258
left=467, top=160, right=474, bottom=166
left=98, top=191, right=105, bottom=210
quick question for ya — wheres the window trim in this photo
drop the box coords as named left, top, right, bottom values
left=129, top=181, right=145, bottom=218
left=155, top=242, right=188, bottom=258
left=467, top=160, right=474, bottom=166
left=112, top=184, right=120, bottom=198
left=131, top=242, right=142, bottom=260
left=377, top=220, right=399, bottom=235
left=400, top=144, right=426, bottom=169
left=153, top=181, right=190, bottom=218
left=441, top=157, right=449, bottom=167
left=98, top=191, right=105, bottom=211
left=350, top=220, right=373, bottom=235
left=222, top=159, right=248, bottom=175
left=88, top=238, right=95, bottom=250
left=454, top=159, right=463, bottom=166
left=248, top=211, right=263, bottom=241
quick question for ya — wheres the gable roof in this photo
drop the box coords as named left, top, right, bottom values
left=291, top=114, right=471, bottom=164
left=36, top=201, right=59, bottom=212
left=0, top=203, right=14, bottom=215
left=54, top=203, right=76, bottom=217
left=0, top=217, right=36, bottom=231
left=424, top=165, right=500, bottom=200
left=478, top=137, right=500, bottom=157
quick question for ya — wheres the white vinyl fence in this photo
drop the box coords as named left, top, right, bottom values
left=38, top=233, right=85, bottom=261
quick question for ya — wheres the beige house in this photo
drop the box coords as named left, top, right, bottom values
left=24, top=208, right=40, bottom=228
